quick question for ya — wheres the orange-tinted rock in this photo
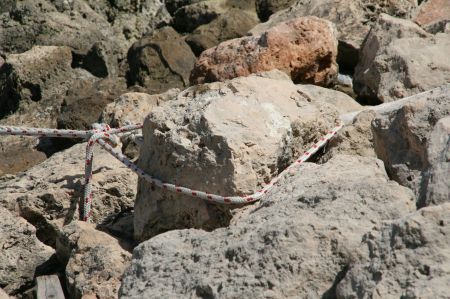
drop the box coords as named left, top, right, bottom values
left=413, top=0, right=450, bottom=33
left=189, top=16, right=338, bottom=86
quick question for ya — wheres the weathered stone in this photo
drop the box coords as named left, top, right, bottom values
left=255, top=0, right=296, bottom=21
left=371, top=84, right=450, bottom=207
left=413, top=0, right=450, bottom=33
left=0, top=142, right=138, bottom=248
left=0, top=288, right=10, bottom=299
left=135, top=74, right=342, bottom=241
left=250, top=0, right=418, bottom=73
left=190, top=17, right=338, bottom=86
left=337, top=203, right=450, bottom=298
left=172, top=0, right=256, bottom=33
left=57, top=77, right=127, bottom=131
left=56, top=221, right=131, bottom=299
left=0, top=207, right=55, bottom=295
left=354, top=14, right=450, bottom=103
left=121, top=155, right=415, bottom=298
left=185, top=9, right=259, bottom=56
left=127, top=27, right=197, bottom=94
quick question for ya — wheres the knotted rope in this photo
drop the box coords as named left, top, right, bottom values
left=0, top=122, right=343, bottom=222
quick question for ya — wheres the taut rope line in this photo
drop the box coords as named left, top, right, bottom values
left=0, top=122, right=343, bottom=221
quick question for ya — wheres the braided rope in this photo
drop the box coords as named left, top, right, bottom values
left=0, top=122, right=343, bottom=221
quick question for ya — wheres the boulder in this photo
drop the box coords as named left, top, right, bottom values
left=371, top=84, right=450, bottom=207
left=135, top=74, right=343, bottom=241
left=185, top=9, right=259, bottom=56
left=57, top=77, right=128, bottom=131
left=172, top=0, right=257, bottom=33
left=126, top=27, right=197, bottom=94
left=337, top=203, right=450, bottom=298
left=413, top=0, right=450, bottom=33
left=0, top=207, right=55, bottom=295
left=250, top=0, right=418, bottom=73
left=56, top=221, right=131, bottom=299
left=0, top=142, right=138, bottom=248
left=190, top=17, right=338, bottom=86
left=120, top=155, right=415, bottom=298
left=255, top=0, right=296, bottom=21
left=354, top=14, right=450, bottom=103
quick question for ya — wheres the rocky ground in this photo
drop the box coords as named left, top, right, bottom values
left=0, top=0, right=449, bottom=298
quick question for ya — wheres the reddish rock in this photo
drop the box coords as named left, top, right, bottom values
left=413, top=0, right=450, bottom=33
left=189, top=17, right=338, bottom=86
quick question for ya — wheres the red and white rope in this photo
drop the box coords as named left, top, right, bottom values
left=0, top=122, right=343, bottom=221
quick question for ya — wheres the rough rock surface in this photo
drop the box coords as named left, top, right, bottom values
left=256, top=0, right=296, bottom=21
left=250, top=0, right=418, bottom=72
left=0, top=142, right=138, bottom=247
left=371, top=84, right=450, bottom=207
left=0, top=288, right=10, bottom=299
left=121, top=155, right=415, bottom=298
left=135, top=73, right=345, bottom=241
left=190, top=17, right=338, bottom=86
left=127, top=27, right=197, bottom=94
left=185, top=9, right=259, bottom=56
left=337, top=203, right=450, bottom=298
left=0, top=207, right=55, bottom=295
left=413, top=0, right=450, bottom=33
left=354, top=14, right=450, bottom=103
left=56, top=221, right=131, bottom=299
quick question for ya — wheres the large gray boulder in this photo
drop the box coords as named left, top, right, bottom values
left=135, top=74, right=341, bottom=241
left=354, top=14, right=449, bottom=103
left=337, top=202, right=450, bottom=298
left=121, top=155, right=415, bottom=298
left=0, top=207, right=55, bottom=295
left=250, top=0, right=418, bottom=72
left=371, top=84, right=450, bottom=207
left=0, top=142, right=138, bottom=247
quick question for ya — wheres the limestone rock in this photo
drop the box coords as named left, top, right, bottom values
left=56, top=221, right=131, bottom=299
left=371, top=84, right=450, bottom=207
left=337, top=203, right=450, bottom=298
left=172, top=0, right=257, bottom=33
left=190, top=17, right=338, bottom=86
left=121, top=155, right=415, bottom=298
left=250, top=0, right=418, bottom=73
left=0, top=207, right=55, bottom=295
left=255, top=0, right=296, bottom=21
left=0, top=142, right=138, bottom=247
left=135, top=74, right=342, bottom=241
left=126, top=27, right=197, bottom=94
left=413, top=0, right=450, bottom=33
left=185, top=9, right=259, bottom=56
left=354, top=14, right=450, bottom=103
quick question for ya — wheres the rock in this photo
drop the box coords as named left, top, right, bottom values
left=0, top=288, right=10, bottom=299
left=0, top=142, right=138, bottom=247
left=172, top=0, right=257, bottom=33
left=296, top=84, right=362, bottom=115
left=185, top=9, right=259, bottom=56
left=413, top=0, right=450, bottom=33
left=255, top=0, right=296, bottom=21
left=56, top=221, right=131, bottom=299
left=135, top=74, right=342, bottom=241
left=190, top=16, right=338, bottom=86
left=0, top=207, right=55, bottom=295
left=353, top=14, right=450, bottom=103
left=126, top=27, right=197, bottom=94
left=337, top=203, right=450, bottom=298
left=57, top=77, right=127, bottom=131
left=120, top=155, right=415, bottom=298
left=250, top=0, right=418, bottom=73
left=371, top=84, right=450, bottom=207
left=71, top=41, right=118, bottom=78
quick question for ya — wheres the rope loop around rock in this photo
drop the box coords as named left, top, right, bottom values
left=0, top=122, right=343, bottom=222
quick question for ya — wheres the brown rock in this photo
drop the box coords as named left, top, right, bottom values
left=190, top=16, right=338, bottom=86
left=127, top=27, right=197, bottom=94
left=413, top=0, right=450, bottom=33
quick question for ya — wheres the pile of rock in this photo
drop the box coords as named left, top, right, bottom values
left=0, top=0, right=449, bottom=298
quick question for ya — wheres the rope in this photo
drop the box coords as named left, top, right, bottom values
left=0, top=122, right=343, bottom=221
